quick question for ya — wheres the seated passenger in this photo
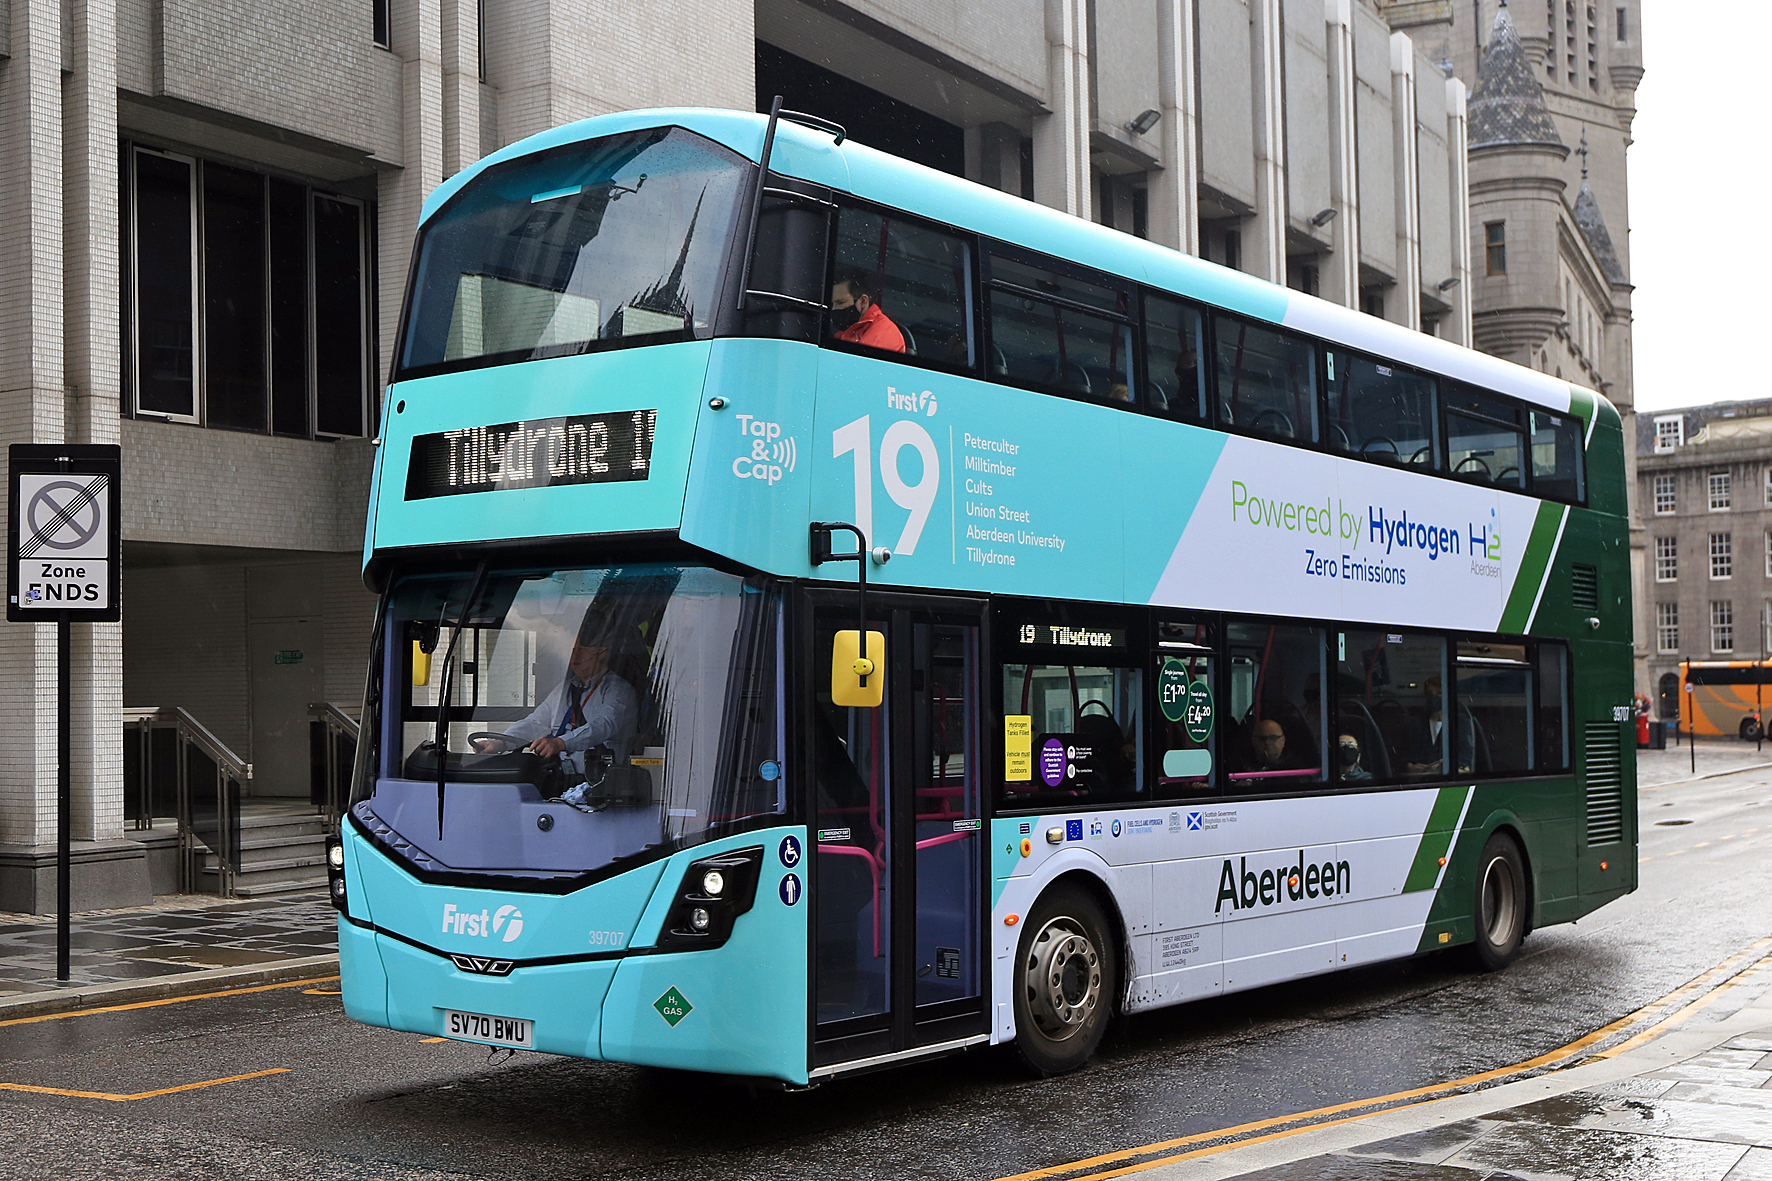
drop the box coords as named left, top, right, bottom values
left=1338, top=733, right=1373, bottom=783
left=478, top=612, right=640, bottom=787
left=829, top=270, right=905, bottom=353
left=1249, top=718, right=1292, bottom=771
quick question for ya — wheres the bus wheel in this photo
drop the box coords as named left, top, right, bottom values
left=1741, top=717, right=1762, bottom=741
left=1013, top=884, right=1116, bottom=1076
left=1471, top=832, right=1526, bottom=972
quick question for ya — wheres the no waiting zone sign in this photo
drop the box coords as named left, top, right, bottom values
left=8, top=445, right=121, bottom=623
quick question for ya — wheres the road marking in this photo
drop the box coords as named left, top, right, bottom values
left=302, top=988, right=342, bottom=996
left=991, top=934, right=1772, bottom=1181
left=0, top=976, right=340, bottom=1029
left=419, top=1037, right=447, bottom=1043
left=0, top=1068, right=289, bottom=1102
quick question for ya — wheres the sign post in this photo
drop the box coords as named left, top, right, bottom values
left=8, top=445, right=122, bottom=982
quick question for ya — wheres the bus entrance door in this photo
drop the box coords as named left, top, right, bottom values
left=811, top=599, right=988, bottom=1071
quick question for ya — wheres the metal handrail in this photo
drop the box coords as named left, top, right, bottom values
left=122, top=706, right=251, bottom=894
left=309, top=702, right=360, bottom=830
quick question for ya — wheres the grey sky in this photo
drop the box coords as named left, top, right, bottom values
left=1627, top=2, right=1757, bottom=413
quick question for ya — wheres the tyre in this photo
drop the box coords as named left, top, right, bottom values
left=1012, top=883, right=1117, bottom=1076
left=1471, top=832, right=1527, bottom=972
left=1741, top=716, right=1762, bottom=741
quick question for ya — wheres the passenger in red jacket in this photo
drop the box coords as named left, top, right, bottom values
left=829, top=270, right=905, bottom=353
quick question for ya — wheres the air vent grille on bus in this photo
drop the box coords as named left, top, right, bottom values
left=1572, top=564, right=1599, bottom=612
left=1583, top=721, right=1624, bottom=846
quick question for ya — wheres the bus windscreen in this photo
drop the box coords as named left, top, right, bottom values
left=397, top=127, right=747, bottom=378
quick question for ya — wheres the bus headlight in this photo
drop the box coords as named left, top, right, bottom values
left=324, top=835, right=348, bottom=914
left=657, top=846, right=764, bottom=950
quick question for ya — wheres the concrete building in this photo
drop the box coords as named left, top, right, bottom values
left=0, top=0, right=1481, bottom=909
left=1388, top=0, right=1644, bottom=687
left=1637, top=402, right=1772, bottom=726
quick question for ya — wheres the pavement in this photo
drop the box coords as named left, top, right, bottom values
left=0, top=889, right=337, bottom=1017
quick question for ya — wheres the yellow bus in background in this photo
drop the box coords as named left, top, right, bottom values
left=1680, top=661, right=1772, bottom=739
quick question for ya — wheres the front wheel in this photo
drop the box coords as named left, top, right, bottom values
left=1012, top=883, right=1117, bottom=1076
left=1741, top=716, right=1762, bottom=741
left=1471, top=832, right=1527, bottom=971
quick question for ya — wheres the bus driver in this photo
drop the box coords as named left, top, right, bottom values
left=476, top=611, right=640, bottom=799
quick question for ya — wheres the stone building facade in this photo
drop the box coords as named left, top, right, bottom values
left=1637, top=402, right=1772, bottom=724
left=0, top=0, right=1485, bottom=908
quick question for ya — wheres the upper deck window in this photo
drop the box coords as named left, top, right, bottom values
left=1215, top=317, right=1318, bottom=443
left=1325, top=350, right=1438, bottom=470
left=827, top=207, right=972, bottom=366
left=396, top=127, right=747, bottom=379
left=1144, top=295, right=1207, bottom=423
left=986, top=253, right=1133, bottom=405
left=1444, top=384, right=1527, bottom=491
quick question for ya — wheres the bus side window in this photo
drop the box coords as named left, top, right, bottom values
left=999, top=662, right=1142, bottom=803
left=1455, top=640, right=1533, bottom=776
left=1445, top=384, right=1527, bottom=491
left=1336, top=630, right=1450, bottom=783
left=1155, top=619, right=1215, bottom=797
left=987, top=253, right=1134, bottom=405
left=1144, top=295, right=1206, bottom=423
left=1215, top=317, right=1318, bottom=443
left=1530, top=410, right=1585, bottom=503
left=828, top=207, right=973, bottom=366
left=1225, top=622, right=1325, bottom=789
left=1325, top=351, right=1438, bottom=469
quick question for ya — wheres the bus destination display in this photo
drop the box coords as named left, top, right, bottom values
left=406, top=410, right=657, bottom=500
left=1016, top=622, right=1126, bottom=650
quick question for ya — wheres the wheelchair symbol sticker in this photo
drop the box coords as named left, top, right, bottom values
left=778, top=835, right=801, bottom=868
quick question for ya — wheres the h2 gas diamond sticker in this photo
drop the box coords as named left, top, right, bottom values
left=653, top=985, right=693, bottom=1027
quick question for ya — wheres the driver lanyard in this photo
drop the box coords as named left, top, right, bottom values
left=555, top=672, right=605, bottom=736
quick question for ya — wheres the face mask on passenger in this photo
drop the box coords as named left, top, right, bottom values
left=1339, top=742, right=1360, bottom=766
left=830, top=304, right=862, bottom=332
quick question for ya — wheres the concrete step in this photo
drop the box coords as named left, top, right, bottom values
left=228, top=876, right=330, bottom=899
left=201, top=854, right=328, bottom=886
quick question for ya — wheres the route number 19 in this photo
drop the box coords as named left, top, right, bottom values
left=833, top=415, right=940, bottom=556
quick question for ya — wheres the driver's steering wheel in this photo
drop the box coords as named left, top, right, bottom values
left=467, top=731, right=524, bottom=754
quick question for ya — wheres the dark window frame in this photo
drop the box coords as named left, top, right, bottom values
left=979, top=242, right=1140, bottom=411
left=988, top=594, right=1577, bottom=814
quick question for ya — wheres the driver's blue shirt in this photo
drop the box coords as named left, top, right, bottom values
left=503, top=670, right=639, bottom=763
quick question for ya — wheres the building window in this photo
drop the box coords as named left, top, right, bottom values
left=1656, top=603, right=1678, bottom=653
left=1712, top=601, right=1735, bottom=654
left=373, top=0, right=390, bottom=48
left=1654, top=414, right=1683, bottom=452
left=1710, top=472, right=1732, bottom=510
left=1223, top=230, right=1241, bottom=273
left=1654, top=536, right=1677, bottom=582
left=1360, top=286, right=1385, bottom=318
left=1766, top=530, right=1772, bottom=577
left=1653, top=473, right=1676, bottom=514
left=124, top=144, right=373, bottom=439
left=1616, top=5, right=1627, bottom=40
left=1485, top=222, right=1506, bottom=275
left=1711, top=532, right=1733, bottom=580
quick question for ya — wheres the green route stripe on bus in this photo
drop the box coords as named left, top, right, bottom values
left=1402, top=786, right=1471, bottom=894
left=1498, top=501, right=1568, bottom=634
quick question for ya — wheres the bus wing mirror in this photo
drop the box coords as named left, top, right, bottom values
left=831, top=629, right=886, bottom=708
left=412, top=641, right=432, bottom=687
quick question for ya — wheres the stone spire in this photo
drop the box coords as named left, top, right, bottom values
left=1468, top=3, right=1565, bottom=150
left=1573, top=182, right=1628, bottom=286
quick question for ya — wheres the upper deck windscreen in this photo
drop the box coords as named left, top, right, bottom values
left=396, top=127, right=747, bottom=379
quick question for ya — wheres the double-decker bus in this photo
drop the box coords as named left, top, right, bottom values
left=1678, top=660, right=1772, bottom=739
left=328, top=105, right=1635, bottom=1083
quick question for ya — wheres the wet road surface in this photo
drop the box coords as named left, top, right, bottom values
left=5, top=749, right=1772, bottom=1180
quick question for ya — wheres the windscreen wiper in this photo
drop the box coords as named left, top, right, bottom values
left=433, top=561, right=490, bottom=840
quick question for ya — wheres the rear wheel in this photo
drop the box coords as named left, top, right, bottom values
left=1741, top=716, right=1762, bottom=741
left=1012, top=883, right=1117, bottom=1076
left=1471, top=832, right=1527, bottom=971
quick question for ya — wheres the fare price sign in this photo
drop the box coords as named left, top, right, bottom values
left=8, top=445, right=122, bottom=623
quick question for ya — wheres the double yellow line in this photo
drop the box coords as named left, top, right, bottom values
left=993, top=935, right=1772, bottom=1181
